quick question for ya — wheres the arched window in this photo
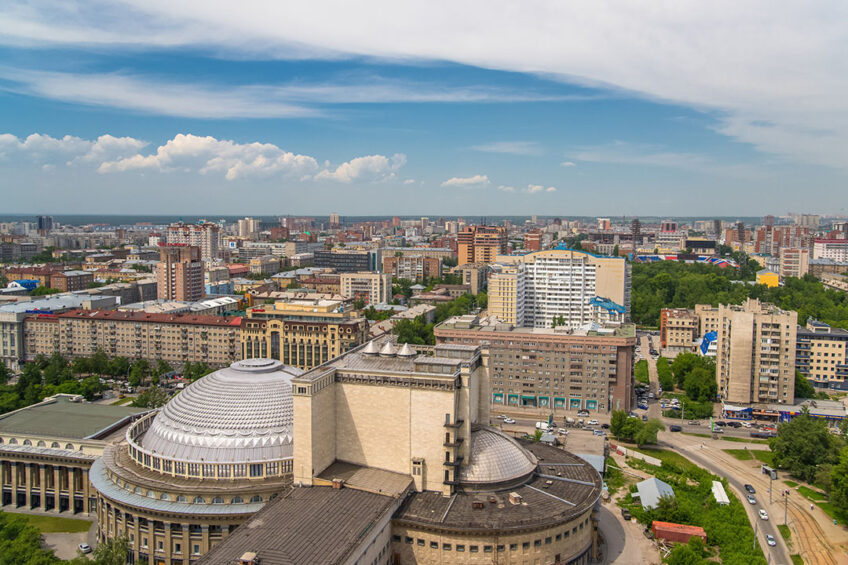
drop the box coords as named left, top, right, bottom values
left=133, top=487, right=143, bottom=495
left=37, top=440, right=46, bottom=447
left=176, top=495, right=187, bottom=503
left=0, top=438, right=4, bottom=444
left=23, top=439, right=32, bottom=446
left=65, top=443, right=74, bottom=450
left=231, top=496, right=243, bottom=504
left=192, top=496, right=205, bottom=504
left=249, top=495, right=262, bottom=503
left=211, top=497, right=224, bottom=504
left=159, top=493, right=169, bottom=501
left=8, top=438, right=17, bottom=444
left=51, top=442, right=59, bottom=448
left=146, top=490, right=154, bottom=498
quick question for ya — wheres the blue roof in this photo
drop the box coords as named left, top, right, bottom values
left=589, top=296, right=626, bottom=314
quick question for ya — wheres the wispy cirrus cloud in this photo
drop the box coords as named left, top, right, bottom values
left=2, top=1, right=845, bottom=167
left=471, top=141, right=542, bottom=156
left=441, top=174, right=490, bottom=188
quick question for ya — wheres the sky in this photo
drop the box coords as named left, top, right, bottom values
left=1, top=1, right=847, bottom=216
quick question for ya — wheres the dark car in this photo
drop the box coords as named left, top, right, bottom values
left=621, top=508, right=632, bottom=521
left=744, top=484, right=756, bottom=494
left=728, top=421, right=742, bottom=428
left=669, top=425, right=682, bottom=432
left=715, top=421, right=727, bottom=427
left=601, top=423, right=610, bottom=429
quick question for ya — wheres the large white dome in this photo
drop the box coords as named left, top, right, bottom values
left=140, top=359, right=302, bottom=463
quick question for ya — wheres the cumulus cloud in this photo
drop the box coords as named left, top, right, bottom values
left=560, top=161, right=576, bottom=167
left=441, top=174, right=490, bottom=188
left=2, top=2, right=845, bottom=166
left=0, top=132, right=147, bottom=165
left=497, top=185, right=516, bottom=192
left=471, top=141, right=541, bottom=156
left=314, top=153, right=406, bottom=183
left=527, top=184, right=557, bottom=193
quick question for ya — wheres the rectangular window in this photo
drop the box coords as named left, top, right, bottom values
left=416, top=539, right=424, bottom=546
left=456, top=545, right=465, bottom=552
left=404, top=537, right=413, bottom=544
left=470, top=545, right=478, bottom=553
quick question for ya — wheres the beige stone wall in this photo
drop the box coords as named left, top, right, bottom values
left=293, top=373, right=336, bottom=485
left=392, top=510, right=595, bottom=565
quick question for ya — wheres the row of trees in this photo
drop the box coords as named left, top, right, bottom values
left=656, top=357, right=674, bottom=391
left=394, top=292, right=488, bottom=345
left=670, top=353, right=718, bottom=403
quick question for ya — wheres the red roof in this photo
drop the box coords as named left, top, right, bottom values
left=651, top=521, right=706, bottom=536
left=57, top=309, right=241, bottom=327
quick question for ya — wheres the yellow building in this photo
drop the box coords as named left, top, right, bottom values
left=487, top=266, right=524, bottom=325
left=240, top=296, right=368, bottom=370
left=756, top=269, right=780, bottom=288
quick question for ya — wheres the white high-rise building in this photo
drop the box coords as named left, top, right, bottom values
left=166, top=223, right=220, bottom=261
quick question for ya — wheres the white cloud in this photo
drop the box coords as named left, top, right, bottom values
left=441, top=174, right=491, bottom=188
left=560, top=161, right=576, bottom=167
left=0, top=132, right=147, bottom=165
left=403, top=179, right=416, bottom=185
left=1, top=1, right=845, bottom=166
left=497, top=185, right=516, bottom=192
left=471, top=141, right=541, bottom=156
left=314, top=153, right=406, bottom=183
left=527, top=184, right=557, bottom=193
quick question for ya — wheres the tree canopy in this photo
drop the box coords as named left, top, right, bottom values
left=770, top=409, right=842, bottom=483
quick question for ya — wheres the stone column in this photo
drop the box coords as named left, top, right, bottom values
left=163, top=522, right=172, bottom=564
left=10, top=462, right=18, bottom=508
left=201, top=524, right=210, bottom=556
left=24, top=463, right=32, bottom=508
left=82, top=469, right=90, bottom=514
left=38, top=465, right=46, bottom=511
left=181, top=523, right=190, bottom=563
left=53, top=466, right=61, bottom=512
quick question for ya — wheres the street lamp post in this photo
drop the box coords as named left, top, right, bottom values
left=784, top=490, right=790, bottom=525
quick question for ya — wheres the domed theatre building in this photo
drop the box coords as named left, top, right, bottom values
left=89, top=358, right=302, bottom=564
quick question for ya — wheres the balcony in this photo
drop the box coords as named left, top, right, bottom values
left=443, top=438, right=464, bottom=448
left=444, top=419, right=464, bottom=429
left=443, top=456, right=464, bottom=467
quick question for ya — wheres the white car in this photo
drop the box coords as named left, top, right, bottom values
left=78, top=544, right=92, bottom=554
left=587, top=419, right=599, bottom=426
left=759, top=509, right=769, bottom=521
left=497, top=414, right=508, bottom=420
left=766, top=534, right=776, bottom=546
left=503, top=417, right=516, bottom=424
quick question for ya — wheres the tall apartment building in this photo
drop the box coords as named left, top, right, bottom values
left=339, top=272, right=391, bottom=305
left=156, top=245, right=204, bottom=302
left=780, top=248, right=810, bottom=279
left=660, top=308, right=698, bottom=354
left=329, top=213, right=340, bottom=228
left=699, top=299, right=797, bottom=405
left=524, top=229, right=543, bottom=252
left=237, top=217, right=260, bottom=238
left=24, top=310, right=241, bottom=367
left=382, top=255, right=441, bottom=281
left=166, top=222, right=220, bottom=261
left=796, top=319, right=848, bottom=389
left=435, top=315, right=636, bottom=414
left=457, top=225, right=508, bottom=265
left=454, top=263, right=488, bottom=295
left=489, top=249, right=630, bottom=329
left=240, top=295, right=368, bottom=370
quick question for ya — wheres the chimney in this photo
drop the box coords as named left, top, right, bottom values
left=508, top=492, right=523, bottom=505
left=332, top=478, right=345, bottom=489
left=239, top=552, right=260, bottom=564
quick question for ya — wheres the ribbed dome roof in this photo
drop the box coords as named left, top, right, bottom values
left=140, top=359, right=303, bottom=463
left=459, top=428, right=538, bottom=487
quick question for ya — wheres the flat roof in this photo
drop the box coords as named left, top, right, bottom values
left=0, top=395, right=144, bottom=440
left=198, top=486, right=398, bottom=565
left=57, top=309, right=241, bottom=327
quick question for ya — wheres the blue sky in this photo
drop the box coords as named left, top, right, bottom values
left=1, top=1, right=847, bottom=216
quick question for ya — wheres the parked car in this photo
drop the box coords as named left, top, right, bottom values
left=503, top=417, right=516, bottom=424
left=715, top=421, right=727, bottom=427
left=557, top=428, right=569, bottom=435
left=712, top=427, right=724, bottom=434
left=747, top=495, right=757, bottom=504
left=601, top=423, right=610, bottom=429
left=745, top=484, right=756, bottom=494
left=759, top=509, right=769, bottom=521
left=642, top=415, right=648, bottom=422
left=577, top=409, right=590, bottom=417
left=78, top=544, right=92, bottom=554
left=728, top=421, right=742, bottom=428
left=688, top=420, right=700, bottom=426
left=587, top=419, right=599, bottom=426
left=766, top=534, right=776, bottom=546
left=669, top=425, right=682, bottom=432
left=497, top=414, right=508, bottom=420
left=621, top=508, right=632, bottom=521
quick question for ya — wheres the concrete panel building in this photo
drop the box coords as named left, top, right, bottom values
left=457, top=225, right=508, bottom=265
left=166, top=223, right=220, bottom=261
left=156, top=245, right=205, bottom=302
left=796, top=319, right=848, bottom=389
left=780, top=248, right=810, bottom=279
left=382, top=254, right=441, bottom=281
left=339, top=272, right=391, bottom=305
left=701, top=299, right=797, bottom=405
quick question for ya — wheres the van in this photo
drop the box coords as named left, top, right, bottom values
left=535, top=422, right=551, bottom=431
left=565, top=417, right=575, bottom=425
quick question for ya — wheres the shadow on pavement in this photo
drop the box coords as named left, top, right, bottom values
left=597, top=505, right=626, bottom=563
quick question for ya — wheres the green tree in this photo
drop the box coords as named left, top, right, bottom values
left=656, top=357, right=674, bottom=391
left=90, top=349, right=109, bottom=376
left=830, top=446, right=848, bottom=516
left=476, top=291, right=488, bottom=309
left=635, top=419, right=665, bottom=447
left=683, top=367, right=717, bottom=402
left=0, top=363, right=9, bottom=386
left=128, top=359, right=150, bottom=387
left=131, top=387, right=170, bottom=408
left=610, top=410, right=628, bottom=438
left=89, top=535, right=130, bottom=565
left=666, top=537, right=708, bottom=565
left=634, top=360, right=649, bottom=385
left=155, top=359, right=173, bottom=377
left=0, top=510, right=62, bottom=564
left=30, top=286, right=61, bottom=296
left=770, top=409, right=840, bottom=482
left=794, top=371, right=817, bottom=399
left=107, top=356, right=130, bottom=378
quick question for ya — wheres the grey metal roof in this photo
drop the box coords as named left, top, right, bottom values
left=90, top=458, right=264, bottom=516
left=0, top=395, right=144, bottom=440
left=0, top=444, right=97, bottom=461
left=141, top=359, right=303, bottom=463
left=459, top=428, right=537, bottom=486
left=635, top=477, right=675, bottom=510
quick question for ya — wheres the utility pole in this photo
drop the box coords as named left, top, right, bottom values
left=753, top=521, right=758, bottom=550
left=784, top=490, right=789, bottom=525
left=769, top=472, right=773, bottom=504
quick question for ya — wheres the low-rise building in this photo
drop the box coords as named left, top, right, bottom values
left=660, top=308, right=698, bottom=355
left=756, top=269, right=779, bottom=287
left=435, top=315, right=636, bottom=414
left=821, top=272, right=848, bottom=293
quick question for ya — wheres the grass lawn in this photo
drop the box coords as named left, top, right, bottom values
left=16, top=513, right=92, bottom=533
left=752, top=450, right=774, bottom=466
left=628, top=447, right=700, bottom=473
left=798, top=485, right=827, bottom=502
left=778, top=524, right=792, bottom=547
left=110, top=397, right=133, bottom=405
left=604, top=458, right=627, bottom=495
left=724, top=449, right=754, bottom=461
left=720, top=436, right=771, bottom=445
left=790, top=555, right=804, bottom=565
left=784, top=480, right=798, bottom=487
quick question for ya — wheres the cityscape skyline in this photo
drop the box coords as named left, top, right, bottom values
left=2, top=2, right=848, bottom=215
